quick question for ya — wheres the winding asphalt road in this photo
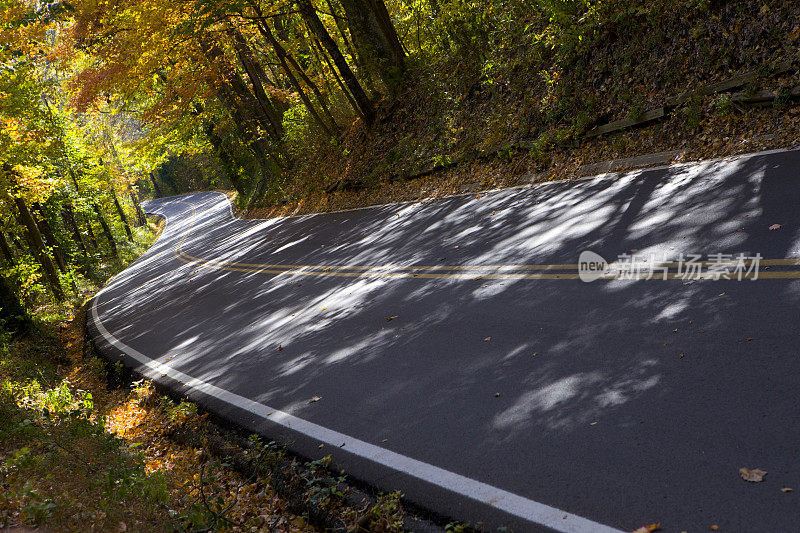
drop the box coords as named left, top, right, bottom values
left=89, top=148, right=800, bottom=532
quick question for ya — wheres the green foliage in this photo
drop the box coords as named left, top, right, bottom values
left=283, top=104, right=316, bottom=159
left=683, top=94, right=704, bottom=130
left=248, top=433, right=286, bottom=467
left=367, top=491, right=404, bottom=532
left=774, top=86, right=792, bottom=110
left=713, top=93, right=733, bottom=117
left=302, top=454, right=345, bottom=507
left=444, top=520, right=475, bottom=532
left=0, top=323, right=171, bottom=530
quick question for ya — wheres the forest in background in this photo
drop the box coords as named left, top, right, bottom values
left=2, top=0, right=799, bottom=309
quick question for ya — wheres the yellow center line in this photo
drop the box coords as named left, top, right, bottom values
left=168, top=199, right=800, bottom=280
left=175, top=251, right=800, bottom=280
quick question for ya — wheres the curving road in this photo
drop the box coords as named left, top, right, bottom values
left=89, top=148, right=800, bottom=532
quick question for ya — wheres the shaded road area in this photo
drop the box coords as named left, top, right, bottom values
left=88, top=149, right=800, bottom=531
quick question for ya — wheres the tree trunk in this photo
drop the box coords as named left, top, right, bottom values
left=324, top=0, right=379, bottom=99
left=307, top=34, right=337, bottom=96
left=201, top=37, right=285, bottom=184
left=0, top=274, right=31, bottom=335
left=299, top=3, right=374, bottom=123
left=0, top=232, right=14, bottom=263
left=314, top=36, right=363, bottom=118
left=229, top=28, right=287, bottom=143
left=337, top=0, right=405, bottom=96
left=202, top=118, right=247, bottom=196
left=6, top=194, right=64, bottom=301
left=269, top=14, right=339, bottom=131
left=215, top=82, right=281, bottom=191
left=284, top=52, right=339, bottom=131
left=32, top=203, right=68, bottom=273
left=66, top=165, right=81, bottom=192
left=149, top=171, right=164, bottom=198
left=111, top=190, right=134, bottom=241
left=10, top=234, right=24, bottom=251
left=81, top=212, right=99, bottom=250
left=93, top=204, right=118, bottom=259
left=61, top=205, right=87, bottom=257
left=62, top=166, right=100, bottom=252
left=251, top=5, right=335, bottom=137
left=128, top=186, right=147, bottom=227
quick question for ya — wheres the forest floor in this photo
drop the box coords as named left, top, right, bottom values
left=245, top=93, right=800, bottom=220
left=0, top=221, right=413, bottom=532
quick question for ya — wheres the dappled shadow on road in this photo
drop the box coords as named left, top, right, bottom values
left=94, top=150, right=800, bottom=527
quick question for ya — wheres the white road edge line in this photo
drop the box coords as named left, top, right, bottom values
left=113, top=147, right=797, bottom=531
left=90, top=298, right=621, bottom=533
left=92, top=194, right=623, bottom=533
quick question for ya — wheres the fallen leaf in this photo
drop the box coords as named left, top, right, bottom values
left=631, top=523, right=660, bottom=533
left=769, top=224, right=782, bottom=230
left=278, top=345, right=283, bottom=351
left=679, top=352, right=685, bottom=359
left=739, top=467, right=767, bottom=482
left=781, top=487, right=793, bottom=493
left=385, top=316, right=398, bottom=321
left=494, top=392, right=500, bottom=397
left=484, top=336, right=491, bottom=341
left=308, top=395, right=321, bottom=403
left=746, top=337, right=754, bottom=341
left=710, top=526, right=719, bottom=531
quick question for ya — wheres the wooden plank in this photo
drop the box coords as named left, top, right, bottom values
left=728, top=85, right=800, bottom=105
left=701, top=72, right=759, bottom=95
left=730, top=90, right=778, bottom=105
left=578, top=150, right=684, bottom=176
left=666, top=60, right=794, bottom=107
left=585, top=107, right=665, bottom=138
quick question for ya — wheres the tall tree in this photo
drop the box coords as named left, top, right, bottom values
left=250, top=5, right=336, bottom=136
left=335, top=0, right=406, bottom=96
left=297, top=0, right=375, bottom=124
left=0, top=274, right=31, bottom=335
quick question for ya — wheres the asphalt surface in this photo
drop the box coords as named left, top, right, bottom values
left=88, top=148, right=800, bottom=532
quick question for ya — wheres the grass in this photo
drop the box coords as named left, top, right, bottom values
left=0, top=217, right=413, bottom=532
left=0, top=222, right=310, bottom=532
left=0, top=259, right=176, bottom=530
